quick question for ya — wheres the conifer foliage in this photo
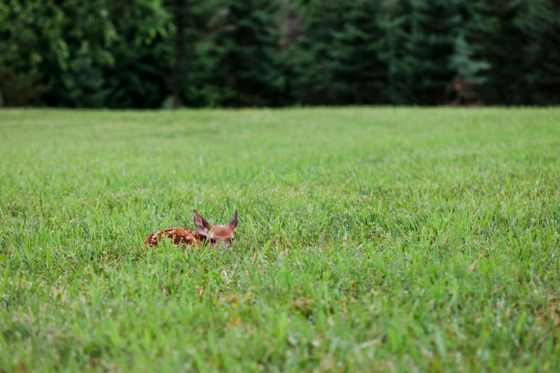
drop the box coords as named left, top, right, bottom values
left=329, top=0, right=387, bottom=104
left=1, top=0, right=559, bottom=107
left=209, top=0, right=285, bottom=107
left=467, top=0, right=530, bottom=105
left=525, top=0, right=560, bottom=105
left=387, top=0, right=465, bottom=105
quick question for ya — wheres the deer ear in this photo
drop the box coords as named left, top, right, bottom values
left=228, top=209, right=238, bottom=231
left=193, top=209, right=212, bottom=236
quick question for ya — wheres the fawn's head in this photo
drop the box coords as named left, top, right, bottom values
left=193, top=209, right=238, bottom=249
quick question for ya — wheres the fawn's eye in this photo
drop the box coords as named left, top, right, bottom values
left=210, top=238, right=216, bottom=244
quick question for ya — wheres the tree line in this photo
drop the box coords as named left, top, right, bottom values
left=1, top=0, right=559, bottom=108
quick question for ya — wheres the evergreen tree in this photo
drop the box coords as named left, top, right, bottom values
left=467, top=0, right=529, bottom=105
left=53, top=55, right=109, bottom=108
left=447, top=34, right=490, bottom=104
left=285, top=0, right=347, bottom=105
left=523, top=0, right=560, bottom=105
left=449, top=35, right=490, bottom=85
left=39, top=0, right=118, bottom=107
left=276, top=0, right=307, bottom=106
left=102, top=0, right=173, bottom=109
left=379, top=0, right=413, bottom=104
left=383, top=0, right=466, bottom=105
left=329, top=0, right=387, bottom=104
left=207, top=0, right=284, bottom=107
left=2, top=0, right=559, bottom=107
left=0, top=0, right=115, bottom=106
left=167, top=0, right=216, bottom=108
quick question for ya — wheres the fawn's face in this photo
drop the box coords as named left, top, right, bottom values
left=193, top=209, right=238, bottom=249
left=208, top=225, right=235, bottom=248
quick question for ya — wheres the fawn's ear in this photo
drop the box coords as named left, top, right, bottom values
left=228, top=209, right=238, bottom=231
left=193, top=209, right=212, bottom=236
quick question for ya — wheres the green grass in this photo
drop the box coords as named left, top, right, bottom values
left=0, top=108, right=559, bottom=372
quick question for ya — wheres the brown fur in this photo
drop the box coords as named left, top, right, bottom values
left=144, top=209, right=238, bottom=250
left=143, top=228, right=206, bottom=249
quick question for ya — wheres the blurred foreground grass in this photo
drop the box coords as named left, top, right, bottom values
left=1, top=108, right=559, bottom=372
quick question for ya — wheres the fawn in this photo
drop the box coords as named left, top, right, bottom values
left=144, top=209, right=238, bottom=250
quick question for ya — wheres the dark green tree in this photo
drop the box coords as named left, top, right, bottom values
left=449, top=35, right=490, bottom=85
left=168, top=0, right=216, bottom=108
left=207, top=0, right=284, bottom=107
left=0, top=0, right=171, bottom=108
left=522, top=0, right=560, bottom=104
left=101, top=0, right=172, bottom=109
left=467, top=0, right=529, bottom=105
left=287, top=0, right=387, bottom=105
left=51, top=55, right=109, bottom=108
left=284, top=0, right=344, bottom=105
left=29, top=0, right=117, bottom=107
left=382, top=0, right=466, bottom=105
left=51, top=0, right=171, bottom=108
left=2, top=0, right=559, bottom=107
left=447, top=34, right=490, bottom=104
left=0, top=0, right=115, bottom=106
left=329, top=0, right=388, bottom=104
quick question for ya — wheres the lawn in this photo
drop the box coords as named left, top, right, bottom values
left=1, top=108, right=559, bottom=372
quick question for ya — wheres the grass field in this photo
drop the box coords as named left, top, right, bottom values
left=1, top=108, right=559, bottom=372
